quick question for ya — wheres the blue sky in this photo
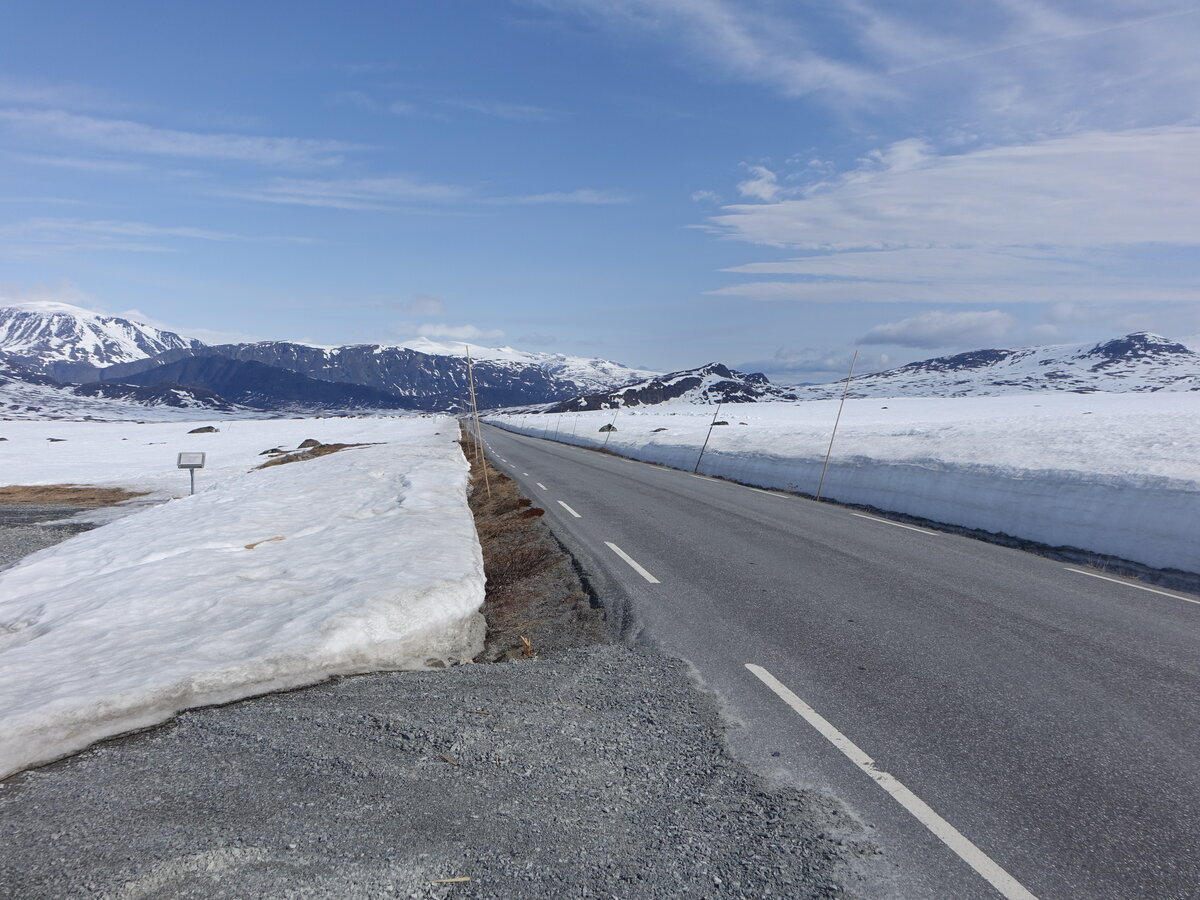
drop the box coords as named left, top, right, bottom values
left=2, top=0, right=1199, bottom=381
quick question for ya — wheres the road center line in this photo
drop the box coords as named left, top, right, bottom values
left=1064, top=568, right=1200, bottom=606
left=523, top=472, right=530, bottom=477
left=557, top=500, right=582, bottom=518
left=851, top=513, right=938, bottom=535
left=536, top=483, right=547, bottom=490
left=745, top=664, right=1038, bottom=900
left=604, top=542, right=660, bottom=584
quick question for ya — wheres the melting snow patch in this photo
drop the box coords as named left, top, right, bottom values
left=0, top=416, right=484, bottom=779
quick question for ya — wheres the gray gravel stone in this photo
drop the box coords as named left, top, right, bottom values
left=0, top=646, right=876, bottom=899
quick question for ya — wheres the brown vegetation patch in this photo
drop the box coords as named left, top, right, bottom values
left=459, top=427, right=606, bottom=662
left=255, top=441, right=377, bottom=469
left=0, top=484, right=149, bottom=506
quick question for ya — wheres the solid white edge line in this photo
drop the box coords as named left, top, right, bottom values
left=557, top=500, right=582, bottom=518
left=745, top=664, right=1038, bottom=900
left=604, top=541, right=660, bottom=584
left=536, top=483, right=547, bottom=490
left=748, top=487, right=787, bottom=499
left=851, top=513, right=938, bottom=535
left=1064, top=568, right=1200, bottom=606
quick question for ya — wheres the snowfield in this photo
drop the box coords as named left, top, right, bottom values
left=488, top=392, right=1200, bottom=574
left=0, top=416, right=485, bottom=779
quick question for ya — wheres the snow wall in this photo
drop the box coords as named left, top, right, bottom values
left=487, top=416, right=1198, bottom=575
left=0, top=417, right=485, bottom=780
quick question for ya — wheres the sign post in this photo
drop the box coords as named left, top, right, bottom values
left=177, top=452, right=206, bottom=495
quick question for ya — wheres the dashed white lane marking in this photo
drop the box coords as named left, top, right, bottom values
left=523, top=472, right=530, bottom=477
left=536, top=483, right=547, bottom=490
left=604, top=542, right=660, bottom=584
left=851, top=513, right=938, bottom=535
left=557, top=500, right=582, bottom=518
left=748, top=487, right=787, bottom=499
left=1064, top=568, right=1200, bottom=606
left=745, top=665, right=1039, bottom=900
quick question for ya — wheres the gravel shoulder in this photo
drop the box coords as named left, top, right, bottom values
left=0, top=646, right=876, bottom=899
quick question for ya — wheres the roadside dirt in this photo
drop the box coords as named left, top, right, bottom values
left=459, top=426, right=608, bottom=663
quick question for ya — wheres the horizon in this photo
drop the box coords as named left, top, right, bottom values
left=2, top=296, right=1195, bottom=389
left=2, top=2, right=1199, bottom=382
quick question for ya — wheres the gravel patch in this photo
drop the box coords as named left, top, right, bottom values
left=0, top=645, right=875, bottom=899
left=0, top=504, right=96, bottom=569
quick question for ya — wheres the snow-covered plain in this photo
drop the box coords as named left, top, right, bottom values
left=488, top=392, right=1200, bottom=574
left=0, top=416, right=485, bottom=779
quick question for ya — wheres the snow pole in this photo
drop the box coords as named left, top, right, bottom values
left=464, top=346, right=491, bottom=500
left=816, top=350, right=857, bottom=501
left=553, top=417, right=561, bottom=440
left=693, top=401, right=723, bottom=474
left=603, top=406, right=620, bottom=448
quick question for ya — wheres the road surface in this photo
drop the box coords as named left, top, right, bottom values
left=479, top=423, right=1200, bottom=900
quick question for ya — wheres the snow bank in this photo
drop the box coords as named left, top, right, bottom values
left=487, top=392, right=1200, bottom=574
left=0, top=416, right=485, bottom=779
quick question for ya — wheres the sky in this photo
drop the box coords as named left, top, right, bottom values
left=2, top=0, right=1199, bottom=383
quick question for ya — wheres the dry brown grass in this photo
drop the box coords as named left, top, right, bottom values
left=0, top=484, right=149, bottom=506
left=459, top=426, right=597, bottom=660
left=255, top=442, right=375, bottom=469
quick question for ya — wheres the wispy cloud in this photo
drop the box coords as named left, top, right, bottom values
left=232, top=176, right=472, bottom=210
left=231, top=176, right=628, bottom=210
left=512, top=188, right=629, bottom=204
left=857, top=310, right=1015, bottom=348
left=9, top=152, right=145, bottom=173
left=404, top=294, right=446, bottom=315
left=0, top=217, right=254, bottom=255
left=329, top=89, right=557, bottom=122
left=534, top=2, right=1200, bottom=137
left=531, top=0, right=888, bottom=104
left=0, top=109, right=367, bottom=166
left=443, top=98, right=559, bottom=122
left=706, top=127, right=1200, bottom=306
left=417, top=323, right=504, bottom=341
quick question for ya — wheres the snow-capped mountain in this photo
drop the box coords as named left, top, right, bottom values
left=394, top=337, right=658, bottom=393
left=549, top=363, right=797, bottom=411
left=796, top=332, right=1200, bottom=399
left=0, top=301, right=204, bottom=381
left=0, top=302, right=656, bottom=413
left=0, top=356, right=246, bottom=421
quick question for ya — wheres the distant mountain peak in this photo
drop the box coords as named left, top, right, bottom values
left=797, top=331, right=1200, bottom=399
left=548, top=362, right=794, bottom=411
left=0, top=300, right=203, bottom=379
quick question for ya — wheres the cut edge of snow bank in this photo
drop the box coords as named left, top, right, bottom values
left=490, top=421, right=1199, bottom=576
left=0, top=417, right=485, bottom=780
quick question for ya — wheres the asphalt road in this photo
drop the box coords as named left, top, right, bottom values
left=479, top=423, right=1200, bottom=900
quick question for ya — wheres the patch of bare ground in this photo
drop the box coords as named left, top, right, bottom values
left=0, top=484, right=148, bottom=506
left=459, top=427, right=608, bottom=663
left=254, top=439, right=377, bottom=469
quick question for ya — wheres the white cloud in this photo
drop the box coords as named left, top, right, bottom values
left=444, top=98, right=559, bottom=122
left=513, top=188, right=629, bottom=205
left=10, top=153, right=145, bottom=173
left=707, top=128, right=1200, bottom=308
left=417, top=323, right=505, bottom=341
left=531, top=0, right=888, bottom=104
left=736, top=165, right=780, bottom=201
left=234, top=176, right=471, bottom=210
left=709, top=127, right=1200, bottom=250
left=0, top=109, right=366, bottom=166
left=0, top=218, right=240, bottom=255
left=404, top=294, right=446, bottom=315
left=857, top=310, right=1014, bottom=348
